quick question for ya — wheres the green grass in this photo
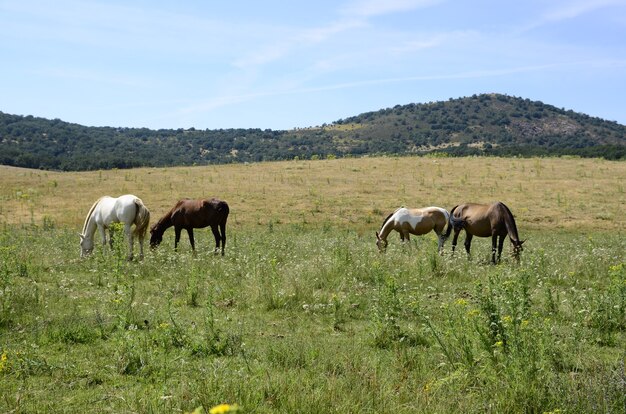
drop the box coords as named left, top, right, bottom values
left=1, top=223, right=624, bottom=413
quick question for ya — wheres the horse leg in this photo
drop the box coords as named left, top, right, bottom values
left=98, top=225, right=108, bottom=250
left=211, top=225, right=221, bottom=254
left=174, top=227, right=182, bottom=251
left=107, top=227, right=114, bottom=249
left=491, top=234, right=498, bottom=264
left=124, top=223, right=134, bottom=261
left=451, top=229, right=461, bottom=255
left=497, top=235, right=506, bottom=263
left=438, top=234, right=446, bottom=254
left=219, top=222, right=226, bottom=256
left=464, top=233, right=473, bottom=260
left=138, top=232, right=145, bottom=260
left=187, top=228, right=196, bottom=251
left=400, top=231, right=412, bottom=248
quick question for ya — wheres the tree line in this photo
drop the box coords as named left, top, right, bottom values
left=1, top=94, right=624, bottom=171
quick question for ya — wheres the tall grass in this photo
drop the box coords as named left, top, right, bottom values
left=1, top=224, right=624, bottom=413
left=1, top=156, right=624, bottom=412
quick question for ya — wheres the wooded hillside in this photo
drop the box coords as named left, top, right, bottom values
left=1, top=94, right=624, bottom=171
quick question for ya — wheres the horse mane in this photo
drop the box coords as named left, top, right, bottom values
left=380, top=211, right=394, bottom=231
left=151, top=200, right=183, bottom=232
left=81, top=196, right=105, bottom=235
left=498, top=202, right=520, bottom=242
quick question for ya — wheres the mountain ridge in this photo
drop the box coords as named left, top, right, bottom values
left=1, top=93, right=625, bottom=171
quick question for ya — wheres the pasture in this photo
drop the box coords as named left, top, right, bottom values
left=0, top=156, right=625, bottom=413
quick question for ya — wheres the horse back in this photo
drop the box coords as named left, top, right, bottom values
left=393, top=207, right=446, bottom=235
left=170, top=198, right=229, bottom=228
left=453, top=202, right=508, bottom=237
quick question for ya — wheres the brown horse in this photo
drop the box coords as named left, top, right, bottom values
left=150, top=198, right=229, bottom=255
left=376, top=206, right=450, bottom=252
left=443, top=202, right=524, bottom=263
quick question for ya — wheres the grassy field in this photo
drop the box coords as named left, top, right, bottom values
left=1, top=156, right=625, bottom=413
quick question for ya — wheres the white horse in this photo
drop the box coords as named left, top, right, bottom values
left=79, top=194, right=151, bottom=260
left=376, top=206, right=450, bottom=253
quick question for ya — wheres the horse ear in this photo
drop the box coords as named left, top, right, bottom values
left=375, top=231, right=380, bottom=240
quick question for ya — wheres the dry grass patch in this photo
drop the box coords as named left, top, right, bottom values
left=1, top=156, right=624, bottom=232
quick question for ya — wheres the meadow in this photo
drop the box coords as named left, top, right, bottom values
left=0, top=156, right=625, bottom=413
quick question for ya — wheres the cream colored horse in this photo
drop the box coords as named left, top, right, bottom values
left=376, top=206, right=450, bottom=252
left=79, top=194, right=151, bottom=260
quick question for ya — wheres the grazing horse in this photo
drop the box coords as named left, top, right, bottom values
left=444, top=202, right=524, bottom=263
left=150, top=198, right=229, bottom=255
left=79, top=194, right=151, bottom=260
left=376, top=206, right=450, bottom=252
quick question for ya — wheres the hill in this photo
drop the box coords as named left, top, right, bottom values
left=1, top=94, right=625, bottom=171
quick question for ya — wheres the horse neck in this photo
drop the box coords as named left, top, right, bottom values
left=378, top=215, right=396, bottom=241
left=500, top=204, right=520, bottom=243
left=81, top=198, right=101, bottom=239
left=153, top=213, right=174, bottom=234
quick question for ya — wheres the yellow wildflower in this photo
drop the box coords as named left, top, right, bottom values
left=502, top=315, right=512, bottom=323
left=494, top=341, right=503, bottom=348
left=209, top=403, right=239, bottom=414
left=455, top=298, right=467, bottom=306
left=0, top=351, right=7, bottom=372
left=467, top=309, right=480, bottom=318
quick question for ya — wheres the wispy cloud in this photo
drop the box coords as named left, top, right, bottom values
left=391, top=30, right=477, bottom=53
left=520, top=0, right=626, bottom=32
left=0, top=0, right=242, bottom=57
left=340, top=0, right=442, bottom=18
left=180, top=61, right=587, bottom=116
left=543, top=0, right=625, bottom=21
left=232, top=0, right=443, bottom=70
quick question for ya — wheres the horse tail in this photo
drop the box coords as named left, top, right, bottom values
left=133, top=198, right=151, bottom=239
left=498, top=202, right=520, bottom=243
left=218, top=200, right=229, bottom=228
left=443, top=205, right=460, bottom=240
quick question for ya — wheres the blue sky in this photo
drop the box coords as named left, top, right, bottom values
left=1, top=0, right=625, bottom=130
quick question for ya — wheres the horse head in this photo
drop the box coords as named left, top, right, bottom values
left=512, top=239, right=525, bottom=261
left=79, top=233, right=94, bottom=257
left=375, top=231, right=388, bottom=252
left=149, top=225, right=163, bottom=248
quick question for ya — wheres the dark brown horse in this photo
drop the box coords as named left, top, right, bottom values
left=150, top=198, right=229, bottom=255
left=443, top=202, right=524, bottom=263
